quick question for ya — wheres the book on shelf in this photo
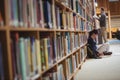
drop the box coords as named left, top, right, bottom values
left=57, top=64, right=65, bottom=80
left=0, top=0, right=5, bottom=26
left=71, top=33, right=79, bottom=51
left=56, top=33, right=65, bottom=60
left=65, top=32, right=71, bottom=55
left=75, top=52, right=79, bottom=67
left=0, top=42, right=4, bottom=80
left=7, top=0, right=44, bottom=27
left=73, top=55, right=77, bottom=72
left=74, top=33, right=79, bottom=48
left=11, top=33, right=44, bottom=80
left=55, top=6, right=73, bottom=30
left=43, top=0, right=53, bottom=29
left=0, top=11, right=4, bottom=26
left=80, top=46, right=87, bottom=62
left=66, top=57, right=73, bottom=79
left=55, top=6, right=61, bottom=29
left=40, top=35, right=56, bottom=71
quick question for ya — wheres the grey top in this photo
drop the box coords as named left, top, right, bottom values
left=99, top=12, right=106, bottom=27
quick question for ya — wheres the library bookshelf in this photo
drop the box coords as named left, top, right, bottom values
left=0, top=0, right=95, bottom=80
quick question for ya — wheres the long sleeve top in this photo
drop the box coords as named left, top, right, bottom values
left=87, top=37, right=99, bottom=54
left=99, top=12, right=106, bottom=27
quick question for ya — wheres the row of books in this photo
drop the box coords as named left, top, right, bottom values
left=0, top=0, right=55, bottom=28
left=73, top=53, right=79, bottom=72
left=56, top=33, right=65, bottom=60
left=10, top=33, right=57, bottom=80
left=79, top=33, right=88, bottom=46
left=80, top=46, right=87, bottom=62
left=42, top=64, right=65, bottom=80
left=0, top=0, right=87, bottom=30
left=10, top=32, right=88, bottom=79
left=59, top=0, right=85, bottom=17
left=0, top=42, right=4, bottom=80
left=76, top=0, right=85, bottom=18
left=71, top=33, right=79, bottom=51
left=55, top=7, right=86, bottom=31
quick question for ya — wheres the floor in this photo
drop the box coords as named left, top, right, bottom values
left=75, top=39, right=120, bottom=80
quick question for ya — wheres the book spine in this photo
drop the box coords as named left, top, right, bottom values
left=43, top=0, right=52, bottom=29
left=18, top=0, right=23, bottom=26
left=13, top=0, right=19, bottom=26
left=44, top=38, right=49, bottom=69
left=24, top=39, right=30, bottom=79
left=27, top=38, right=32, bottom=76
left=33, top=0, right=38, bottom=27
left=53, top=38, right=57, bottom=62
left=35, top=39, right=41, bottom=73
left=19, top=38, right=27, bottom=80
left=23, top=0, right=28, bottom=27
left=31, top=37, right=37, bottom=75
left=0, top=43, right=4, bottom=80
left=40, top=39, right=46, bottom=71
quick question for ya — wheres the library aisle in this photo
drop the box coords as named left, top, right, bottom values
left=75, top=39, right=120, bottom=80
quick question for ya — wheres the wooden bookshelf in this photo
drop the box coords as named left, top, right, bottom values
left=0, top=0, right=95, bottom=80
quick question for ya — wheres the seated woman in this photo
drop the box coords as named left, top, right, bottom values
left=87, top=29, right=112, bottom=59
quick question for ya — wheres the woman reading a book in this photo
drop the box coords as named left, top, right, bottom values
left=87, top=29, right=112, bottom=59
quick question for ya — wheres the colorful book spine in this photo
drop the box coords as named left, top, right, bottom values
left=35, top=39, right=42, bottom=73
left=12, top=0, right=19, bottom=26
left=57, top=64, right=65, bottom=80
left=17, top=0, right=23, bottom=26
left=55, top=6, right=61, bottom=29
left=19, top=38, right=27, bottom=80
left=27, top=38, right=32, bottom=76
left=0, top=11, right=4, bottom=26
left=31, top=37, right=37, bottom=75
left=43, top=38, right=49, bottom=69
left=43, top=0, right=52, bottom=29
left=24, top=39, right=30, bottom=79
left=23, top=0, right=28, bottom=27
left=0, top=0, right=5, bottom=26
left=52, top=38, right=57, bottom=62
left=0, top=43, right=4, bottom=80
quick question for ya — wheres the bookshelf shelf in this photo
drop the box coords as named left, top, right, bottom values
left=0, top=0, right=95, bottom=80
left=41, top=63, right=57, bottom=75
left=9, top=27, right=56, bottom=32
left=0, top=27, right=7, bottom=31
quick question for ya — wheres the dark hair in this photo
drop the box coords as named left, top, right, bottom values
left=89, top=29, right=98, bottom=37
left=101, top=8, right=104, bottom=11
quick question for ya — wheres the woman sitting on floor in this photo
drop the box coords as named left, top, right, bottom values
left=87, top=29, right=112, bottom=59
